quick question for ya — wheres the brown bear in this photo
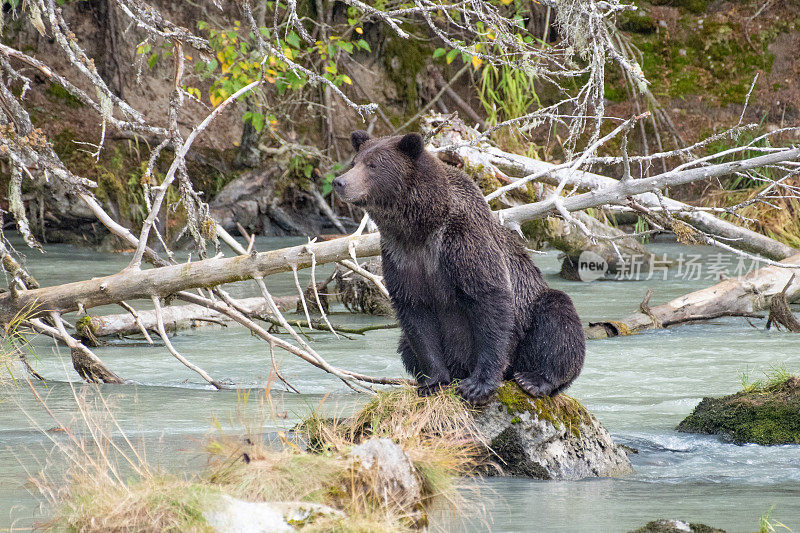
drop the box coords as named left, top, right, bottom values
left=333, top=131, right=585, bottom=404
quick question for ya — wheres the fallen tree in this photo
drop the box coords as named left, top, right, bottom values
left=5, top=139, right=799, bottom=328
left=427, top=117, right=799, bottom=261
left=585, top=252, right=800, bottom=339
left=75, top=295, right=299, bottom=344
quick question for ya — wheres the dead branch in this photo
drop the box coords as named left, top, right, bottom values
left=766, top=274, right=800, bottom=332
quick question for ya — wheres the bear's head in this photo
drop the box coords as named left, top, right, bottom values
left=332, top=131, right=426, bottom=207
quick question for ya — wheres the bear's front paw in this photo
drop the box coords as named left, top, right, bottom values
left=416, top=381, right=449, bottom=397
left=457, top=377, right=497, bottom=405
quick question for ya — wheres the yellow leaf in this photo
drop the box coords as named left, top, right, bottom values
left=266, top=76, right=276, bottom=84
left=269, top=56, right=277, bottom=66
left=487, top=29, right=496, bottom=40
left=284, top=47, right=293, bottom=60
left=209, top=93, right=222, bottom=107
left=185, top=54, right=192, bottom=61
left=216, top=51, right=225, bottom=64
left=342, top=75, right=352, bottom=85
left=471, top=56, right=483, bottom=69
left=501, top=0, right=513, bottom=4
left=355, top=27, right=363, bottom=34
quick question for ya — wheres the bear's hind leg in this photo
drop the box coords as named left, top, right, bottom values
left=511, top=289, right=586, bottom=397
left=513, top=371, right=557, bottom=397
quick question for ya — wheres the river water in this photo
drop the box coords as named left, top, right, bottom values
left=1, top=236, right=799, bottom=532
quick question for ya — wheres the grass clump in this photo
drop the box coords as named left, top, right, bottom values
left=52, top=475, right=218, bottom=531
left=300, top=385, right=482, bottom=498
left=739, top=365, right=795, bottom=393
left=34, top=382, right=474, bottom=532
left=759, top=505, right=793, bottom=533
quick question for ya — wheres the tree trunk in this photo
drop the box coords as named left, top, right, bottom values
left=0, top=233, right=382, bottom=324
left=477, top=146, right=799, bottom=261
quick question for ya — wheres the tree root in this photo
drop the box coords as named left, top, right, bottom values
left=766, top=274, right=800, bottom=332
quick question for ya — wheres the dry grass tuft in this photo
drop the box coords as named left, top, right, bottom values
left=299, top=385, right=483, bottom=499
left=706, top=185, right=800, bottom=249
left=28, top=381, right=474, bottom=532
left=50, top=474, right=217, bottom=531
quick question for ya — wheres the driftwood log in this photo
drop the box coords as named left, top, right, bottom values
left=75, top=296, right=299, bottom=345
left=586, top=252, right=800, bottom=338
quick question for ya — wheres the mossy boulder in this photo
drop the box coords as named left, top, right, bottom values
left=629, top=519, right=726, bottom=533
left=677, top=377, right=800, bottom=445
left=473, top=383, right=634, bottom=480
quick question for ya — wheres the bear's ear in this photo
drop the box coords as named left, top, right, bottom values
left=398, top=133, right=424, bottom=159
left=351, top=130, right=371, bottom=152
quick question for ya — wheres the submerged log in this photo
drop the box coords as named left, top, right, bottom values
left=333, top=259, right=393, bottom=316
left=546, top=211, right=652, bottom=281
left=586, top=252, right=800, bottom=339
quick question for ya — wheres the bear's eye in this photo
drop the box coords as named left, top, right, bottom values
left=367, top=162, right=377, bottom=169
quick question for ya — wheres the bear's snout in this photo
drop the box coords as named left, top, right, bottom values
left=333, top=167, right=369, bottom=203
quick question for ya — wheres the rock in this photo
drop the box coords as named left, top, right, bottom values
left=547, top=211, right=654, bottom=281
left=203, top=494, right=343, bottom=533
left=347, top=437, right=422, bottom=509
left=473, top=382, right=633, bottom=480
left=628, top=519, right=726, bottom=533
left=676, top=376, right=800, bottom=445
left=210, top=167, right=346, bottom=237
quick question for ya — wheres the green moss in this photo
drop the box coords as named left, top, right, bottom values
left=650, top=0, right=708, bottom=14
left=629, top=519, right=726, bottom=533
left=75, top=316, right=98, bottom=334
left=462, top=159, right=537, bottom=212
left=382, top=29, right=430, bottom=110
left=626, top=9, right=787, bottom=105
left=46, top=82, right=83, bottom=108
left=495, top=382, right=588, bottom=438
left=617, top=11, right=657, bottom=34
left=604, top=83, right=627, bottom=103
left=677, top=377, right=800, bottom=445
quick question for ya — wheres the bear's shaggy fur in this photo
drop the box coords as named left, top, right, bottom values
left=333, top=131, right=585, bottom=404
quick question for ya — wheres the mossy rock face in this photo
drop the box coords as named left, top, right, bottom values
left=617, top=10, right=657, bottom=34
left=677, top=377, right=800, bottom=445
left=474, top=382, right=634, bottom=480
left=629, top=519, right=726, bottom=533
left=650, top=0, right=708, bottom=15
